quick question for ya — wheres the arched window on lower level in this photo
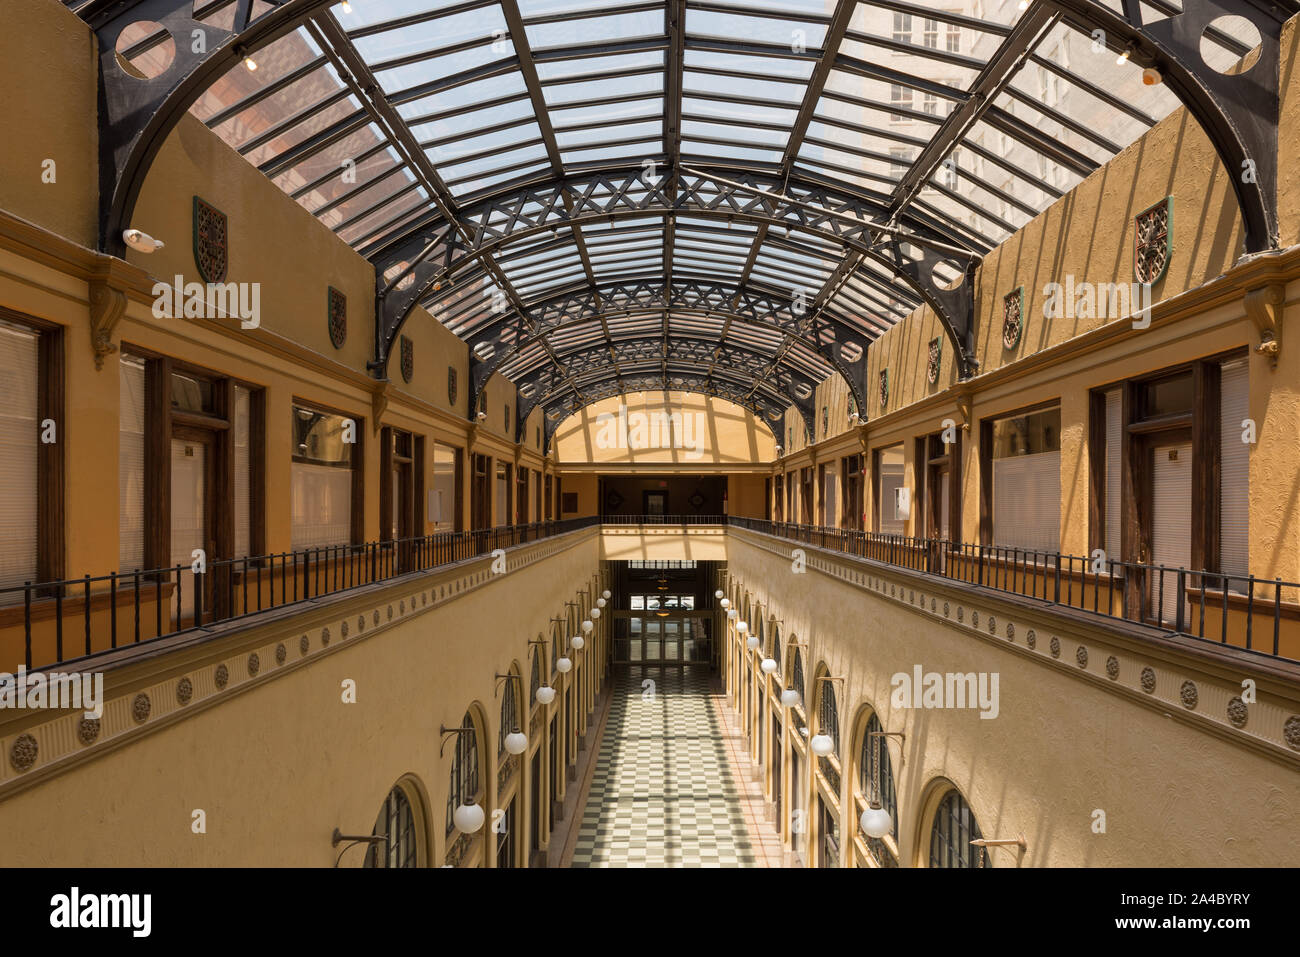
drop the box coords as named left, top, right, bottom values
left=500, top=671, right=520, bottom=756
left=859, top=713, right=898, bottom=868
left=365, top=783, right=421, bottom=868
left=816, top=671, right=841, bottom=793
left=929, top=788, right=989, bottom=868
left=789, top=646, right=806, bottom=731
left=446, top=710, right=480, bottom=836
left=530, top=646, right=541, bottom=703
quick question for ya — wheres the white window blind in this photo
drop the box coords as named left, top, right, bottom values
left=0, top=320, right=38, bottom=592
left=119, top=355, right=146, bottom=572
left=877, top=446, right=905, bottom=535
left=824, top=471, right=838, bottom=527
left=291, top=462, right=352, bottom=549
left=1150, top=441, right=1193, bottom=624
left=1104, top=388, right=1122, bottom=563
left=1219, top=358, right=1250, bottom=582
left=992, top=450, right=1061, bottom=553
left=233, top=385, right=251, bottom=558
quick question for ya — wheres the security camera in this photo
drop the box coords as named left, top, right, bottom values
left=122, top=228, right=164, bottom=253
left=774, top=444, right=783, bottom=455
left=476, top=410, right=487, bottom=422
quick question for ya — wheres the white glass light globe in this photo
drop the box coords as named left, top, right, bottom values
left=736, top=621, right=748, bottom=634
left=590, top=608, right=601, bottom=619
left=602, top=589, right=611, bottom=599
left=780, top=689, right=801, bottom=709
left=760, top=657, right=778, bottom=674
left=810, top=733, right=835, bottom=757
left=453, top=803, right=485, bottom=833
left=571, top=634, right=585, bottom=650
left=582, top=619, right=594, bottom=633
left=504, top=731, right=528, bottom=755
left=597, top=597, right=606, bottom=608
left=536, top=686, right=556, bottom=706
left=556, top=656, right=573, bottom=673
left=720, top=598, right=730, bottom=609
left=860, top=804, right=892, bottom=840
left=727, top=609, right=738, bottom=620
left=746, top=635, right=760, bottom=651
left=714, top=589, right=724, bottom=599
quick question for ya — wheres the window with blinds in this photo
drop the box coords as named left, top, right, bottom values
left=1103, top=388, right=1122, bottom=566
left=824, top=470, right=838, bottom=527
left=0, top=320, right=38, bottom=592
left=428, top=443, right=457, bottom=532
left=119, top=355, right=146, bottom=572
left=876, top=445, right=905, bottom=535
left=1219, top=358, right=1250, bottom=583
left=233, top=386, right=252, bottom=558
left=990, top=406, right=1061, bottom=553
left=291, top=404, right=354, bottom=549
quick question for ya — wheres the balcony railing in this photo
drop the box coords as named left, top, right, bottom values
left=728, top=517, right=1300, bottom=664
left=2, top=517, right=599, bottom=672
left=601, top=514, right=727, bottom=525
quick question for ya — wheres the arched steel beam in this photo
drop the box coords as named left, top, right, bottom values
left=1046, top=0, right=1296, bottom=253
left=534, top=368, right=797, bottom=451
left=466, top=277, right=869, bottom=418
left=513, top=336, right=823, bottom=438
left=77, top=0, right=336, bottom=254
left=370, top=166, right=980, bottom=382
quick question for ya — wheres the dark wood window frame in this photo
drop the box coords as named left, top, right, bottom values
left=977, top=397, right=1061, bottom=547
left=125, top=346, right=268, bottom=570
left=1087, top=348, right=1247, bottom=617
left=290, top=395, right=364, bottom=548
left=2, top=309, right=65, bottom=586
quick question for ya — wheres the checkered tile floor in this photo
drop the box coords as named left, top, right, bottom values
left=569, top=666, right=762, bottom=868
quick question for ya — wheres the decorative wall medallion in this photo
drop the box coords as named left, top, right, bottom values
left=399, top=600, right=405, bottom=614
left=358, top=615, right=366, bottom=632
left=373, top=610, right=380, bottom=625
left=1049, top=636, right=1060, bottom=658
left=387, top=605, right=394, bottom=621
left=1002, top=286, right=1024, bottom=349
left=1134, top=196, right=1172, bottom=285
left=909, top=590, right=915, bottom=604
left=78, top=717, right=101, bottom=745
left=1075, top=646, right=1088, bottom=668
left=957, top=607, right=964, bottom=623
left=132, top=693, right=152, bottom=723
left=930, top=598, right=936, bottom=612
left=987, top=615, right=996, bottom=634
left=972, top=611, right=979, bottom=629
left=215, top=664, right=229, bottom=689
left=177, top=677, right=193, bottom=705
left=275, top=643, right=287, bottom=666
left=1140, top=666, right=1156, bottom=693
left=448, top=367, right=458, bottom=405
left=878, top=369, right=889, bottom=409
left=943, top=602, right=949, bottom=618
left=1026, top=629, right=1036, bottom=649
left=247, top=652, right=260, bottom=677
left=890, top=584, right=896, bottom=598
left=1006, top=622, right=1015, bottom=641
left=192, top=196, right=228, bottom=283
left=1226, top=697, right=1248, bottom=728
left=300, top=634, right=309, bottom=656
left=1179, top=680, right=1198, bottom=710
left=322, top=627, right=331, bottom=646
left=400, top=335, right=414, bottom=383
left=1105, top=656, right=1119, bottom=679
left=1283, top=715, right=1300, bottom=751
left=10, top=733, right=37, bottom=772
left=341, top=620, right=349, bottom=638
left=327, top=287, right=347, bottom=349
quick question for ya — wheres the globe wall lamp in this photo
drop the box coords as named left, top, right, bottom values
left=602, top=589, right=611, bottom=599
left=779, top=688, right=801, bottom=709
left=570, top=634, right=585, bottom=651
left=494, top=673, right=529, bottom=755
left=556, top=656, right=573, bottom=673
left=582, top=619, right=594, bottom=633
left=529, top=638, right=557, bottom=705
left=728, top=608, right=738, bottom=620
left=715, top=589, right=725, bottom=599
left=596, top=597, right=606, bottom=608
left=439, top=724, right=485, bottom=833
left=590, top=607, right=601, bottom=619
left=720, top=597, right=730, bottom=608
left=860, top=802, right=892, bottom=840
left=810, top=675, right=844, bottom=755
left=760, top=658, right=778, bottom=674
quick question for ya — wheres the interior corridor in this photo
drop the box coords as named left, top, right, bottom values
left=568, top=666, right=776, bottom=868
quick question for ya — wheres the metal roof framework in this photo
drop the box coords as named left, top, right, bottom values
left=74, top=0, right=1296, bottom=444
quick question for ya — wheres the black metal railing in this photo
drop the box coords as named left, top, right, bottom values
left=3, top=517, right=598, bottom=671
left=727, top=517, right=1300, bottom=664
left=600, top=514, right=727, bottom=525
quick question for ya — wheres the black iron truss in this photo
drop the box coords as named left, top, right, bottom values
left=74, top=0, right=1300, bottom=432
